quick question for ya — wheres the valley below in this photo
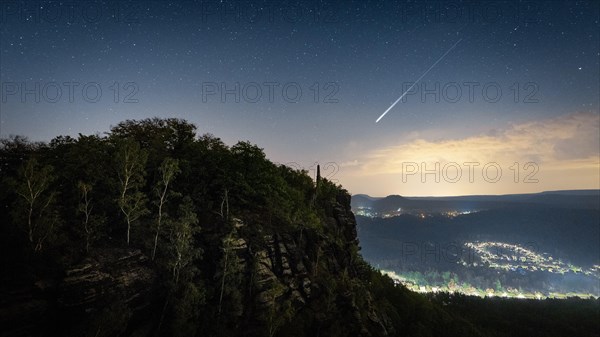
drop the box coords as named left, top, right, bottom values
left=354, top=191, right=600, bottom=299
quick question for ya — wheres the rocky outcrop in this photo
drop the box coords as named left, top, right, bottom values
left=225, top=190, right=393, bottom=336
left=0, top=248, right=157, bottom=337
left=59, top=248, right=156, bottom=310
left=1, top=191, right=391, bottom=337
left=0, top=286, right=50, bottom=337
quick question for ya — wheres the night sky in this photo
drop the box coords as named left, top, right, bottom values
left=1, top=0, right=599, bottom=196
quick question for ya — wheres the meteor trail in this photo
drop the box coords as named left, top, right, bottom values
left=376, top=38, right=463, bottom=123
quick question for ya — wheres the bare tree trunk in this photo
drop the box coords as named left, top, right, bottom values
left=34, top=217, right=55, bottom=252
left=152, top=183, right=169, bottom=260
left=119, top=153, right=132, bottom=245
left=27, top=203, right=34, bottom=244
left=152, top=224, right=160, bottom=260
left=80, top=184, right=92, bottom=253
left=85, top=229, right=90, bottom=253
left=156, top=295, right=170, bottom=336
left=314, top=245, right=321, bottom=277
left=219, top=189, right=229, bottom=220
left=217, top=246, right=229, bottom=316
left=151, top=203, right=163, bottom=260
left=217, top=189, right=231, bottom=317
left=126, top=220, right=131, bottom=245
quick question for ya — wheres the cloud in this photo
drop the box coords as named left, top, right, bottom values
left=354, top=112, right=599, bottom=176
left=339, top=112, right=599, bottom=196
left=340, top=159, right=360, bottom=167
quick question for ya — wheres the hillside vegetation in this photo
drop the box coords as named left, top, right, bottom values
left=0, top=118, right=597, bottom=337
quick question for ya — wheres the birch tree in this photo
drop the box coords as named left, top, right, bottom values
left=168, top=196, right=200, bottom=285
left=77, top=181, right=105, bottom=253
left=115, top=139, right=148, bottom=245
left=152, top=157, right=180, bottom=260
left=14, top=158, right=59, bottom=251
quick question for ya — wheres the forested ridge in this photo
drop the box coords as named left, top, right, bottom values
left=0, top=118, right=597, bottom=337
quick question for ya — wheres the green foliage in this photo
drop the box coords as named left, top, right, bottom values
left=494, top=279, right=503, bottom=292
left=215, top=226, right=245, bottom=326
left=110, top=118, right=196, bottom=156
left=429, top=293, right=600, bottom=337
left=262, top=281, right=294, bottom=337
left=170, top=281, right=206, bottom=337
left=159, top=196, right=204, bottom=337
left=167, top=196, right=201, bottom=285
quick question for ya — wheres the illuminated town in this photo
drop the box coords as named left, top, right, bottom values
left=463, top=242, right=600, bottom=278
left=379, top=241, right=600, bottom=300
left=354, top=207, right=476, bottom=219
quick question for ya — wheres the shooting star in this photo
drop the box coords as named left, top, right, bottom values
left=376, top=38, right=463, bottom=123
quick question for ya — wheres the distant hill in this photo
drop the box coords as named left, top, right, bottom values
left=351, top=194, right=381, bottom=200
left=539, top=190, right=600, bottom=196
left=352, top=190, right=600, bottom=213
left=350, top=194, right=379, bottom=208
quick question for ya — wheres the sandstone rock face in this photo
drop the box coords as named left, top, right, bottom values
left=224, top=191, right=393, bottom=337
left=0, top=287, right=50, bottom=337
left=0, top=248, right=157, bottom=337
left=59, top=249, right=156, bottom=310
left=1, top=191, right=392, bottom=337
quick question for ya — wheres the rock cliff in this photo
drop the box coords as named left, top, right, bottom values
left=0, top=249, right=158, bottom=337
left=0, top=190, right=392, bottom=337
